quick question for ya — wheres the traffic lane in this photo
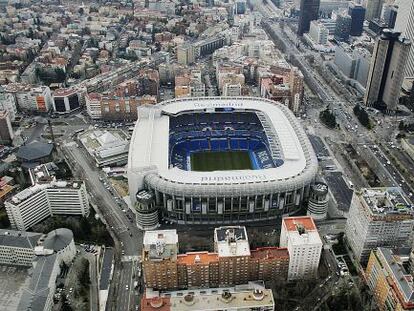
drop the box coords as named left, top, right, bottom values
left=68, top=145, right=142, bottom=255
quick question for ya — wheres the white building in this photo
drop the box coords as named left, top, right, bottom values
left=0, top=86, right=17, bottom=121
left=334, top=43, right=371, bottom=87
left=79, top=130, right=130, bottom=167
left=5, top=181, right=89, bottom=231
left=85, top=93, right=103, bottom=119
left=308, top=20, right=329, bottom=45
left=280, top=216, right=322, bottom=281
left=0, top=229, right=42, bottom=266
left=6, top=85, right=53, bottom=112
left=345, top=187, right=414, bottom=264
left=223, top=83, right=242, bottom=96
left=394, top=0, right=414, bottom=78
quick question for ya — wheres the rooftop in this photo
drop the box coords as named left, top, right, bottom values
left=128, top=97, right=316, bottom=186
left=42, top=228, right=73, bottom=252
left=99, top=247, right=114, bottom=291
left=377, top=247, right=414, bottom=304
left=17, top=254, right=58, bottom=311
left=250, top=247, right=289, bottom=260
left=143, top=230, right=179, bottom=261
left=177, top=252, right=218, bottom=265
left=359, top=187, right=414, bottom=218
left=283, top=216, right=322, bottom=246
left=53, top=88, right=77, bottom=97
left=0, top=229, right=42, bottom=250
left=214, top=226, right=250, bottom=257
left=283, top=216, right=317, bottom=232
left=8, top=180, right=84, bottom=205
left=16, top=142, right=53, bottom=162
left=141, top=282, right=274, bottom=311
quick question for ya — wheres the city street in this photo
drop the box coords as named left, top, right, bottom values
left=60, top=136, right=142, bottom=311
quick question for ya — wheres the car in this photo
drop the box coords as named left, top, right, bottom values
left=125, top=285, right=129, bottom=290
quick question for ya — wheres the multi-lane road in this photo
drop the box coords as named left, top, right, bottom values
left=59, top=130, right=142, bottom=311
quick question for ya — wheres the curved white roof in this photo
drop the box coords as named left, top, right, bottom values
left=128, top=97, right=317, bottom=196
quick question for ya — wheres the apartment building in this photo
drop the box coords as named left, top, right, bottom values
left=366, top=247, right=414, bottom=310
left=280, top=216, right=323, bottom=281
left=346, top=187, right=414, bottom=265
left=142, top=227, right=289, bottom=291
left=142, top=229, right=179, bottom=290
left=3, top=84, right=53, bottom=112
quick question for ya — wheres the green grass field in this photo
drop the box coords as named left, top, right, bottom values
left=191, top=151, right=252, bottom=171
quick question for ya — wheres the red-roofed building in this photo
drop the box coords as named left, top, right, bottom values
left=280, top=216, right=322, bottom=281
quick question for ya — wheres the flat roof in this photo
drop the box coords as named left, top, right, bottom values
left=214, top=226, right=250, bottom=257
left=283, top=216, right=317, bottom=232
left=99, top=248, right=114, bottom=291
left=360, top=187, right=414, bottom=217
left=250, top=247, right=289, bottom=260
left=141, top=282, right=274, bottom=311
left=177, top=252, right=218, bottom=265
left=0, top=229, right=42, bottom=249
left=378, top=247, right=414, bottom=303
left=129, top=97, right=315, bottom=186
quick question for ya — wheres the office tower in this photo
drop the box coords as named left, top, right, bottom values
left=334, top=43, right=371, bottom=86
left=309, top=20, right=329, bottom=45
left=348, top=2, right=365, bottom=36
left=234, top=0, right=246, bottom=14
left=334, top=13, right=352, bottom=42
left=0, top=110, right=13, bottom=145
left=345, top=187, right=414, bottom=265
left=365, top=0, right=384, bottom=21
left=394, top=0, right=414, bottom=78
left=382, top=3, right=398, bottom=28
left=280, top=216, right=323, bottom=281
left=297, top=0, right=320, bottom=36
left=364, top=30, right=411, bottom=112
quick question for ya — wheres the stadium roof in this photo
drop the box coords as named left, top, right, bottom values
left=129, top=97, right=316, bottom=191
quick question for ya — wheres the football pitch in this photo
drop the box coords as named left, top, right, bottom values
left=191, top=151, right=253, bottom=171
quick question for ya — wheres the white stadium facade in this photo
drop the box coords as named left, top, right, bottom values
left=128, top=97, right=318, bottom=229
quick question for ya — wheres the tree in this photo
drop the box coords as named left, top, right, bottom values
left=353, top=105, right=371, bottom=129
left=320, top=108, right=337, bottom=129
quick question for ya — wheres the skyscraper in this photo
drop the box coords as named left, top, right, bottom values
left=297, top=0, right=320, bottom=36
left=348, top=2, right=365, bottom=36
left=364, top=30, right=411, bottom=112
left=394, top=0, right=414, bottom=78
left=334, top=13, right=352, bottom=42
left=365, top=0, right=384, bottom=21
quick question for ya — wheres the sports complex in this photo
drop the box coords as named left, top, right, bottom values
left=128, top=97, right=317, bottom=228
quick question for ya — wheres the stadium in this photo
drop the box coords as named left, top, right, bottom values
left=128, top=97, right=317, bottom=228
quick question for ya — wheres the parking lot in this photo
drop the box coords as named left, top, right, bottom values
left=0, top=266, right=31, bottom=311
